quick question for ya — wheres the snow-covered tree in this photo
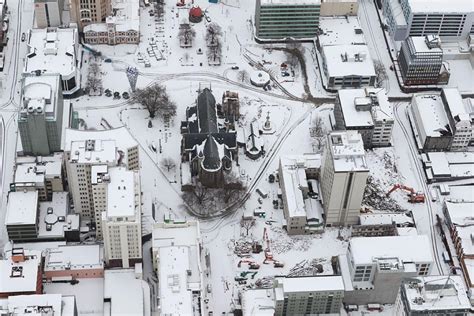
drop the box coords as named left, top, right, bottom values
left=240, top=217, right=255, bottom=236
left=178, top=23, right=196, bottom=47
left=206, top=22, right=222, bottom=47
left=134, top=84, right=176, bottom=119
left=237, top=70, right=249, bottom=83
left=161, top=157, right=176, bottom=172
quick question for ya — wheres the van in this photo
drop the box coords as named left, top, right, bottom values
left=345, top=305, right=358, bottom=312
left=442, top=251, right=450, bottom=263
left=367, top=304, right=383, bottom=311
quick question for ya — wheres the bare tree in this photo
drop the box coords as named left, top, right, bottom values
left=310, top=116, right=327, bottom=151
left=374, top=60, right=387, bottom=88
left=183, top=181, right=212, bottom=205
left=161, top=157, right=176, bottom=172
left=206, top=22, right=222, bottom=47
left=240, top=217, right=256, bottom=236
left=134, top=84, right=177, bottom=119
left=178, top=23, right=196, bottom=47
left=237, top=70, right=249, bottom=83
left=86, top=60, right=102, bottom=96
left=220, top=172, right=246, bottom=204
left=207, top=39, right=222, bottom=64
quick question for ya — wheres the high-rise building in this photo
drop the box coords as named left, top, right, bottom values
left=254, top=0, right=321, bottom=41
left=69, top=0, right=111, bottom=30
left=102, top=167, right=142, bottom=268
left=34, top=0, right=63, bottom=28
left=395, top=276, right=471, bottom=315
left=18, top=74, right=63, bottom=156
left=274, top=276, right=345, bottom=315
left=398, top=36, right=444, bottom=86
left=320, top=131, right=368, bottom=226
left=441, top=88, right=473, bottom=151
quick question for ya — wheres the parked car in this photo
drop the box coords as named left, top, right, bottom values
left=21, top=33, right=26, bottom=42
left=231, top=66, right=239, bottom=70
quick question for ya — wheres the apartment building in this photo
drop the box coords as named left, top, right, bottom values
left=34, top=0, right=63, bottom=28
left=274, top=276, right=345, bottom=315
left=395, top=276, right=471, bottom=315
left=254, top=0, right=321, bottom=41
left=12, top=153, right=64, bottom=201
left=102, top=167, right=142, bottom=268
left=342, top=235, right=434, bottom=305
left=69, top=0, right=111, bottom=30
left=320, top=131, right=369, bottom=226
left=441, top=88, right=472, bottom=151
left=334, top=88, right=394, bottom=148
left=278, top=154, right=324, bottom=235
left=398, top=36, right=445, bottom=86
left=25, top=27, right=80, bottom=96
left=19, top=74, right=64, bottom=156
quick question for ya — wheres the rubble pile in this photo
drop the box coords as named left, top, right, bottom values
left=269, top=226, right=314, bottom=254
left=255, top=276, right=274, bottom=289
left=233, top=239, right=253, bottom=257
left=287, top=258, right=327, bottom=277
left=363, top=176, right=405, bottom=212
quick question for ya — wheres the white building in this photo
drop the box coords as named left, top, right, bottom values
left=83, top=0, right=139, bottom=45
left=102, top=167, right=142, bottom=268
left=340, top=235, right=434, bottom=305
left=5, top=191, right=39, bottom=242
left=321, top=45, right=376, bottom=89
left=151, top=220, right=203, bottom=316
left=274, top=276, right=345, bottom=315
left=335, top=88, right=394, bottom=148
left=278, top=154, right=324, bottom=235
left=25, top=27, right=80, bottom=96
left=240, top=289, right=275, bottom=315
left=321, top=131, right=369, bottom=226
left=441, top=88, right=472, bottom=151
left=34, top=0, right=63, bottom=28
left=0, top=294, right=77, bottom=315
left=421, top=151, right=474, bottom=182
left=13, top=153, right=64, bottom=201
left=395, top=276, right=472, bottom=315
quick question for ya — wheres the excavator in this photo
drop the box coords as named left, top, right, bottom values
left=386, top=184, right=425, bottom=203
left=262, top=228, right=284, bottom=268
left=237, top=258, right=260, bottom=270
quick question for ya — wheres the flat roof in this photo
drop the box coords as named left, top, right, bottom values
left=402, top=276, right=471, bottom=311
left=38, top=192, right=80, bottom=239
left=412, top=94, right=451, bottom=138
left=5, top=191, right=39, bottom=225
left=280, top=157, right=313, bottom=218
left=276, top=276, right=345, bottom=293
left=424, top=152, right=474, bottom=179
left=407, top=0, right=473, bottom=13
left=25, top=28, right=77, bottom=77
left=45, top=245, right=103, bottom=271
left=410, top=36, right=442, bottom=54
left=64, top=127, right=138, bottom=153
left=0, top=250, right=41, bottom=294
left=22, top=75, right=61, bottom=118
left=260, top=0, right=321, bottom=5
left=106, top=167, right=136, bottom=218
left=152, top=221, right=200, bottom=250
left=322, top=45, right=375, bottom=78
left=328, top=131, right=368, bottom=172
left=69, top=139, right=117, bottom=164
left=15, top=155, right=62, bottom=185
left=359, top=212, right=415, bottom=226
left=319, top=17, right=366, bottom=46
left=349, top=235, right=433, bottom=264
left=84, top=0, right=139, bottom=33
left=338, top=89, right=374, bottom=127
left=241, top=289, right=275, bottom=316
left=442, top=88, right=470, bottom=120
left=444, top=201, right=474, bottom=226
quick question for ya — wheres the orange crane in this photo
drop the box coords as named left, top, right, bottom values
left=262, top=228, right=284, bottom=267
left=237, top=258, right=260, bottom=270
left=386, top=184, right=425, bottom=203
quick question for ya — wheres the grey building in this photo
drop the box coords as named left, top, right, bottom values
left=398, top=36, right=444, bottom=86
left=254, top=0, right=321, bottom=41
left=5, top=191, right=40, bottom=241
left=34, top=0, right=63, bottom=28
left=19, top=74, right=64, bottom=156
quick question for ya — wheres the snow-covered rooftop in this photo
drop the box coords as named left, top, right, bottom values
left=241, top=289, right=275, bottom=316
left=3, top=294, right=77, bottom=316
left=106, top=167, right=137, bottom=218
left=5, top=191, right=39, bottom=226
left=69, top=139, right=117, bottom=164
left=401, top=276, right=471, bottom=312
left=338, top=89, right=374, bottom=127
left=38, top=192, right=79, bottom=239
left=412, top=94, right=451, bottom=138
left=44, top=245, right=103, bottom=272
left=422, top=152, right=474, bottom=180
left=275, top=276, right=345, bottom=294
left=407, top=0, right=473, bottom=13
left=318, top=17, right=366, bottom=46
left=260, top=0, right=321, bottom=5
left=84, top=0, right=139, bottom=33
left=327, top=131, right=368, bottom=172
left=359, top=212, right=415, bottom=226
left=22, top=74, right=61, bottom=118
left=444, top=201, right=474, bottom=227
left=152, top=221, right=201, bottom=251
left=25, top=28, right=77, bottom=78
left=322, top=45, right=375, bottom=78
left=409, top=36, right=442, bottom=54
left=0, top=250, right=42, bottom=295
left=14, top=154, right=62, bottom=186
left=349, top=235, right=433, bottom=265
left=64, top=127, right=138, bottom=153
left=442, top=88, right=470, bottom=121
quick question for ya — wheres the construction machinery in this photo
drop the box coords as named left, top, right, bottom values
left=262, top=228, right=284, bottom=267
left=252, top=241, right=263, bottom=254
left=240, top=271, right=258, bottom=279
left=237, top=258, right=260, bottom=270
left=386, top=184, right=425, bottom=203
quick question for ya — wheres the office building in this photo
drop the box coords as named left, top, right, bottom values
left=321, top=45, right=376, bottom=89
left=395, top=276, right=471, bottom=315
left=320, top=0, right=357, bottom=16
left=84, top=0, right=139, bottom=45
left=34, top=0, right=63, bottom=28
left=151, top=220, right=203, bottom=315
left=69, top=0, right=111, bottom=30
left=5, top=191, right=40, bottom=242
left=0, top=294, right=78, bottom=316
left=254, top=0, right=321, bottom=41
left=341, top=235, right=434, bottom=305
left=25, top=27, right=80, bottom=96
left=19, top=74, right=63, bottom=155
left=320, top=131, right=369, bottom=226
left=384, top=0, right=474, bottom=41
left=441, top=88, right=472, bottom=151
left=12, top=153, right=64, bottom=201
left=102, top=167, right=142, bottom=268
left=410, top=94, right=453, bottom=151
left=335, top=88, right=394, bottom=148
left=0, top=248, right=42, bottom=298
left=274, top=276, right=345, bottom=315
left=398, top=36, right=445, bottom=86
left=278, top=154, right=324, bottom=235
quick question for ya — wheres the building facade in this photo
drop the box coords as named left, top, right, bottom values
left=102, top=167, right=142, bottom=268
left=398, top=36, right=444, bottom=86
left=19, top=74, right=64, bottom=156
left=34, top=0, right=63, bottom=28
left=254, top=0, right=321, bottom=41
left=320, top=0, right=357, bottom=16
left=69, top=0, right=111, bottom=30
left=5, top=191, right=40, bottom=242
left=274, top=276, right=345, bottom=315
left=441, top=88, right=472, bottom=151
left=321, top=131, right=368, bottom=226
